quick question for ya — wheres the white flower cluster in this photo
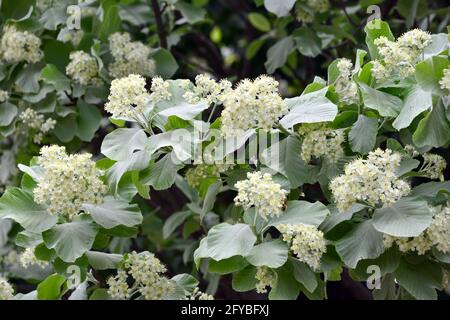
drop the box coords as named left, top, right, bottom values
left=296, top=0, right=329, bottom=23
left=384, top=205, right=450, bottom=254
left=234, top=171, right=288, bottom=220
left=187, top=287, right=214, bottom=300
left=0, top=89, right=9, bottom=103
left=277, top=223, right=326, bottom=270
left=109, top=32, right=155, bottom=78
left=66, top=51, right=102, bottom=86
left=335, top=58, right=359, bottom=105
left=150, top=76, right=172, bottom=104
left=33, top=145, right=107, bottom=220
left=220, top=76, right=287, bottom=137
left=421, top=153, right=446, bottom=181
left=371, top=29, right=431, bottom=82
left=298, top=123, right=345, bottom=163
left=107, top=251, right=175, bottom=300
left=60, top=29, right=84, bottom=47
left=330, top=149, right=410, bottom=212
left=255, top=266, right=276, bottom=294
left=0, top=26, right=42, bottom=63
left=19, top=108, right=56, bottom=144
left=183, top=74, right=232, bottom=105
left=0, top=276, right=13, bottom=300
left=439, top=67, right=450, bottom=91
left=105, top=74, right=150, bottom=120
left=20, top=247, right=49, bottom=269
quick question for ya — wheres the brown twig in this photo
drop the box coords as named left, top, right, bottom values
left=151, top=0, right=168, bottom=49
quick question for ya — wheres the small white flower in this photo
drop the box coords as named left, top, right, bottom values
left=220, top=75, right=287, bottom=137
left=330, top=149, right=410, bottom=212
left=105, top=74, right=151, bottom=120
left=439, top=67, right=450, bottom=91
left=0, top=26, right=42, bottom=63
left=66, top=51, right=101, bottom=86
left=109, top=32, right=155, bottom=78
left=33, top=145, right=107, bottom=220
left=255, top=266, right=276, bottom=294
left=278, top=223, right=326, bottom=270
left=234, top=171, right=288, bottom=220
left=0, top=89, right=9, bottom=103
left=0, top=276, right=14, bottom=300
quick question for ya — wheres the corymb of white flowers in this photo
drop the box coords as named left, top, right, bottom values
left=183, top=74, right=232, bottom=106
left=371, top=29, right=431, bottom=82
left=107, top=251, right=175, bottom=300
left=0, top=89, right=9, bottom=103
left=255, top=266, right=276, bottom=294
left=334, top=58, right=359, bottom=105
left=220, top=75, right=287, bottom=137
left=19, top=108, right=56, bottom=144
left=105, top=74, right=150, bottom=121
left=234, top=171, right=288, bottom=220
left=440, top=67, right=450, bottom=91
left=108, top=32, right=155, bottom=78
left=330, top=148, right=410, bottom=212
left=66, top=51, right=102, bottom=86
left=278, top=223, right=326, bottom=270
left=0, top=276, right=14, bottom=300
left=298, top=123, right=345, bottom=163
left=384, top=205, right=450, bottom=255
left=0, top=25, right=42, bottom=63
left=33, top=145, right=107, bottom=220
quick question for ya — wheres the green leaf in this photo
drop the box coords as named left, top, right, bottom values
left=101, top=128, right=148, bottom=161
left=279, top=88, right=338, bottom=128
left=246, top=38, right=267, bottom=59
left=163, top=210, right=192, bottom=239
left=83, top=196, right=143, bottom=229
left=54, top=115, right=77, bottom=142
left=43, top=216, right=98, bottom=263
left=360, top=84, right=402, bottom=117
left=350, top=247, right=400, bottom=281
left=415, top=55, right=450, bottom=94
left=372, top=197, right=432, bottom=237
left=261, top=136, right=318, bottom=188
left=158, top=101, right=208, bottom=121
left=265, top=36, right=295, bottom=74
left=175, top=1, right=206, bottom=24
left=263, top=0, right=296, bottom=17
left=194, top=223, right=257, bottom=263
left=141, top=154, right=184, bottom=190
left=76, top=101, right=101, bottom=142
left=267, top=200, right=330, bottom=230
left=291, top=258, right=318, bottom=293
left=85, top=251, right=123, bottom=270
left=152, top=48, right=179, bottom=79
left=269, top=262, right=301, bottom=300
left=89, top=288, right=112, bottom=300
left=1, top=0, right=35, bottom=20
left=412, top=98, right=450, bottom=148
left=348, top=115, right=378, bottom=154
left=172, top=274, right=199, bottom=294
left=0, top=188, right=57, bottom=233
left=39, top=6, right=66, bottom=30
left=37, top=274, right=66, bottom=300
left=248, top=12, right=271, bottom=32
left=335, top=219, right=384, bottom=269
left=209, top=256, right=249, bottom=275
left=0, top=102, right=18, bottom=127
left=245, top=239, right=288, bottom=268
left=99, top=5, right=121, bottom=42
left=394, top=259, right=442, bottom=300
left=15, top=63, right=42, bottom=93
left=232, top=266, right=257, bottom=292
left=40, top=64, right=71, bottom=92
left=293, top=27, right=322, bottom=58
left=392, top=85, right=432, bottom=130
left=364, top=19, right=394, bottom=60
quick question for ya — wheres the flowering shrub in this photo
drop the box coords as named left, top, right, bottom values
left=0, top=0, right=449, bottom=301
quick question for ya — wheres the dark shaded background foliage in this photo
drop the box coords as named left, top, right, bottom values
left=1, top=0, right=449, bottom=300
